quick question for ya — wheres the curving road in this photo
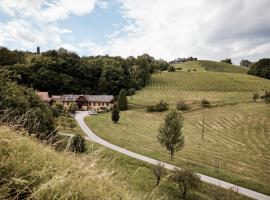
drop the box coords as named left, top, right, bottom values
left=75, top=111, right=270, bottom=200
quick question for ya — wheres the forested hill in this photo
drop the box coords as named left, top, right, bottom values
left=0, top=47, right=169, bottom=96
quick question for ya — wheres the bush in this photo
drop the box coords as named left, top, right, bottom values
left=168, top=65, right=175, bottom=72
left=248, top=58, right=270, bottom=79
left=147, top=100, right=169, bottom=112
left=176, top=101, right=190, bottom=111
left=252, top=92, right=260, bottom=101
left=261, top=91, right=270, bottom=103
left=67, top=134, right=85, bottom=153
left=170, top=168, right=201, bottom=199
left=127, top=88, right=136, bottom=96
left=0, top=70, right=55, bottom=140
left=201, top=99, right=211, bottom=107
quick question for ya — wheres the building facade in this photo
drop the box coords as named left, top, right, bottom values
left=59, top=94, right=114, bottom=111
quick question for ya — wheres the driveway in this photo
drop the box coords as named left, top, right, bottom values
left=75, top=111, right=270, bottom=200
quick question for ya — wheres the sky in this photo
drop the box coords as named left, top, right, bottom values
left=0, top=0, right=270, bottom=63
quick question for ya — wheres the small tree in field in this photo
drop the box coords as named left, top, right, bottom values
left=170, top=168, right=201, bottom=200
left=117, top=89, right=128, bottom=111
left=158, top=110, right=184, bottom=160
left=111, top=103, right=120, bottom=123
left=153, top=162, right=165, bottom=186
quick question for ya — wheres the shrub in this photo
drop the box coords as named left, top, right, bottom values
left=127, top=88, right=136, bottom=96
left=248, top=58, right=270, bottom=79
left=261, top=91, right=270, bottom=103
left=168, top=65, right=176, bottom=72
left=201, top=99, right=211, bottom=108
left=0, top=70, right=55, bottom=140
left=67, top=134, right=85, bottom=153
left=170, top=168, right=201, bottom=199
left=176, top=101, right=190, bottom=111
left=147, top=100, right=168, bottom=112
left=252, top=92, right=260, bottom=101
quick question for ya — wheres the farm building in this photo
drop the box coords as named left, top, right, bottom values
left=60, top=94, right=114, bottom=111
left=36, top=91, right=51, bottom=104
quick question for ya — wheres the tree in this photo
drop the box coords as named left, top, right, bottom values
left=170, top=168, right=201, bottom=199
left=111, top=103, right=120, bottom=123
left=158, top=110, right=184, bottom=160
left=117, top=89, right=128, bottom=111
left=153, top=162, right=165, bottom=186
left=168, top=65, right=176, bottom=72
left=68, top=134, right=85, bottom=153
left=248, top=59, right=270, bottom=80
left=221, top=58, right=232, bottom=64
left=68, top=102, right=78, bottom=117
left=240, top=59, right=252, bottom=68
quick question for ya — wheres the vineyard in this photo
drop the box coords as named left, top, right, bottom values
left=85, top=103, right=270, bottom=195
left=172, top=60, right=248, bottom=73
left=130, top=71, right=270, bottom=105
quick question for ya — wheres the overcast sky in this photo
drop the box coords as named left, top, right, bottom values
left=0, top=0, right=270, bottom=63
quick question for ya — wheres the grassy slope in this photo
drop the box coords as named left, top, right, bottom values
left=0, top=126, right=250, bottom=200
left=129, top=71, right=270, bottom=106
left=0, top=126, right=144, bottom=200
left=172, top=60, right=248, bottom=73
left=85, top=103, right=270, bottom=195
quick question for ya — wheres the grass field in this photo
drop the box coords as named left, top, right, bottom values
left=172, top=60, right=248, bottom=73
left=0, top=126, right=250, bottom=200
left=0, top=126, right=141, bottom=200
left=85, top=102, right=270, bottom=195
left=129, top=71, right=270, bottom=106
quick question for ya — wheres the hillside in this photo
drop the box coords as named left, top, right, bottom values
left=129, top=71, right=270, bottom=106
left=0, top=126, right=145, bottom=200
left=87, top=102, right=270, bottom=195
left=172, top=60, right=248, bottom=73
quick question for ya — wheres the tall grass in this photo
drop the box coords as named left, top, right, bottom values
left=0, top=126, right=162, bottom=200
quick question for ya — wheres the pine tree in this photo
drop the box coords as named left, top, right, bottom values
left=117, top=89, right=128, bottom=111
left=158, top=110, right=184, bottom=160
left=111, top=104, right=120, bottom=123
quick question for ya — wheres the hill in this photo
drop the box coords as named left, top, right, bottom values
left=172, top=60, right=248, bottom=73
left=129, top=71, right=270, bottom=106
left=86, top=102, right=270, bottom=195
left=0, top=126, right=144, bottom=200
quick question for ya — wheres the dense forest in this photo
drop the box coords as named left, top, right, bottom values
left=248, top=58, right=270, bottom=79
left=0, top=47, right=169, bottom=96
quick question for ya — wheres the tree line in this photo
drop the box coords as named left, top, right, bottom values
left=0, top=47, right=169, bottom=96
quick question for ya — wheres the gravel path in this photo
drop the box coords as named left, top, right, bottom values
left=75, top=111, right=270, bottom=200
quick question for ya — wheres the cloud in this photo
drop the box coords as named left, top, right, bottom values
left=96, top=0, right=270, bottom=62
left=0, top=0, right=101, bottom=51
left=0, top=0, right=99, bottom=23
left=0, top=19, right=72, bottom=50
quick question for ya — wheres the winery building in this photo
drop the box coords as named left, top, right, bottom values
left=59, top=94, right=114, bottom=111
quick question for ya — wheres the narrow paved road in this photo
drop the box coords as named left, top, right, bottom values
left=75, top=111, right=270, bottom=200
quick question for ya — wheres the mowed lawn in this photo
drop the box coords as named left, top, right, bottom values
left=129, top=71, right=270, bottom=106
left=85, top=103, right=270, bottom=195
